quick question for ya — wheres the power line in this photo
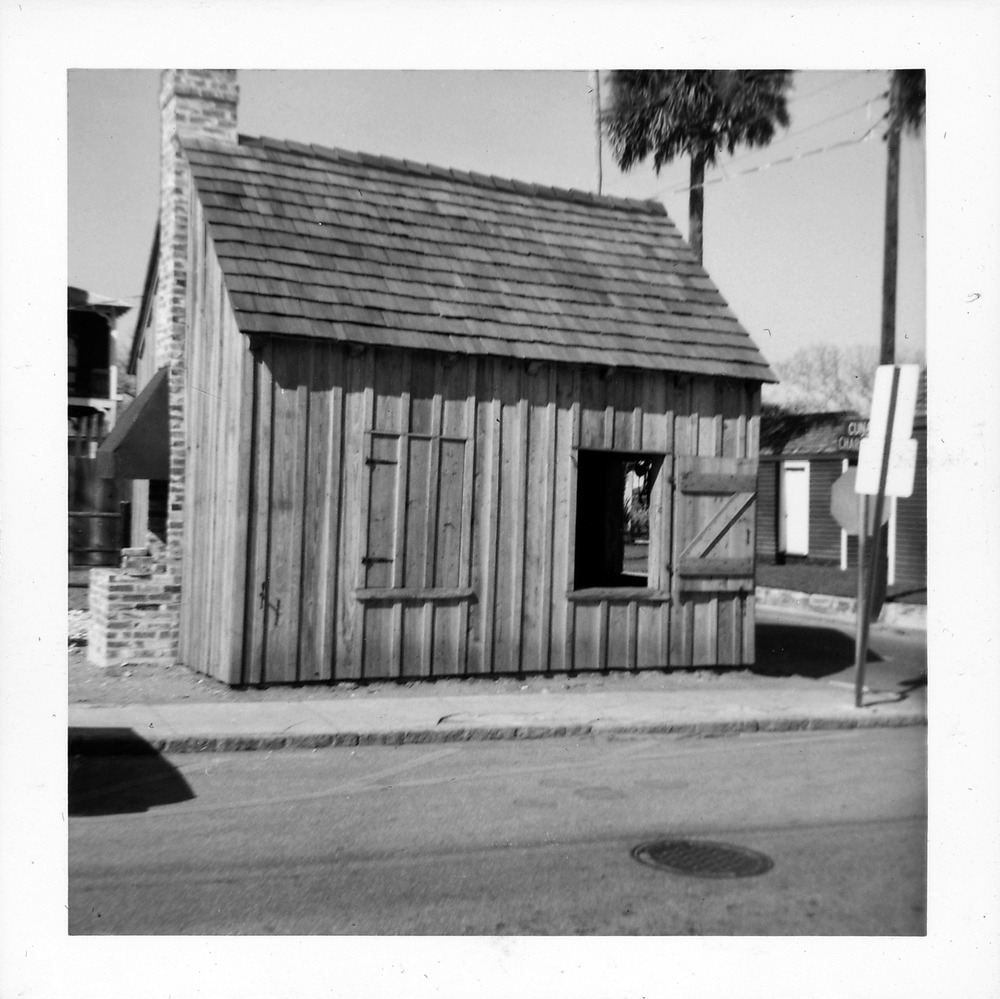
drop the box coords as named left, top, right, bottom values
left=598, top=74, right=889, bottom=197
left=782, top=92, right=887, bottom=140
left=718, top=93, right=888, bottom=172
left=787, top=71, right=873, bottom=104
left=655, top=118, right=884, bottom=196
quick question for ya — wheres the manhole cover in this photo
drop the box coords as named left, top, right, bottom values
left=631, top=839, right=773, bottom=878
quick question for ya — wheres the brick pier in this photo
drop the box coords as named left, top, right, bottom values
left=88, top=548, right=181, bottom=667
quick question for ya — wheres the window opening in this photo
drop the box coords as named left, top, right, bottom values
left=573, top=451, right=661, bottom=590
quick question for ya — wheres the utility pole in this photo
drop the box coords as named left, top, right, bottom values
left=872, top=72, right=904, bottom=614
left=590, top=70, right=603, bottom=195
left=880, top=71, right=902, bottom=366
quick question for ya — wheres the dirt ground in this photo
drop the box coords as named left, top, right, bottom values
left=68, top=581, right=751, bottom=706
left=68, top=641, right=751, bottom=706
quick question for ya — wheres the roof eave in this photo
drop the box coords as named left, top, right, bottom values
left=128, top=226, right=160, bottom=375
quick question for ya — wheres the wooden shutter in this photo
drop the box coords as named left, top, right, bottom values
left=673, top=455, right=757, bottom=591
left=362, top=432, right=402, bottom=587
left=362, top=430, right=469, bottom=592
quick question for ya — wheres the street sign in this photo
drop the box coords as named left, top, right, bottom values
left=855, top=365, right=920, bottom=498
left=856, top=436, right=918, bottom=497
left=830, top=468, right=889, bottom=535
left=867, top=364, right=920, bottom=443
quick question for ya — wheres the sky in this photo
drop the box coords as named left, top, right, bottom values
left=67, top=68, right=926, bottom=366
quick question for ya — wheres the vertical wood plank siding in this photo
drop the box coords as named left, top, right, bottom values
left=179, top=197, right=252, bottom=682
left=184, top=323, right=762, bottom=681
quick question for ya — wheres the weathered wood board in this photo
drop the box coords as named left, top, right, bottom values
left=182, top=334, right=761, bottom=682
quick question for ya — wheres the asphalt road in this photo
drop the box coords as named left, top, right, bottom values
left=755, top=608, right=927, bottom=697
left=70, top=727, right=926, bottom=935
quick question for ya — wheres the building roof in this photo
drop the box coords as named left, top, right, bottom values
left=68, top=286, right=132, bottom=318
left=759, top=410, right=856, bottom=456
left=182, top=135, right=775, bottom=382
left=761, top=369, right=928, bottom=453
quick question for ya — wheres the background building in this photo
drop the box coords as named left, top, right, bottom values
left=67, top=286, right=130, bottom=566
left=756, top=372, right=926, bottom=594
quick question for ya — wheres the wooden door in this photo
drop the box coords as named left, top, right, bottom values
left=244, top=341, right=312, bottom=685
left=672, top=454, right=758, bottom=665
left=779, top=460, right=810, bottom=557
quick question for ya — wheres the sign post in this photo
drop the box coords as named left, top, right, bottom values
left=830, top=467, right=889, bottom=689
left=855, top=494, right=867, bottom=675
left=852, top=364, right=920, bottom=707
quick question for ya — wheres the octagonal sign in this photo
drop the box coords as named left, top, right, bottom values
left=830, top=468, right=889, bottom=535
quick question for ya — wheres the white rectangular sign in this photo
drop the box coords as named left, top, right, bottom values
left=856, top=435, right=918, bottom=497
left=868, top=364, right=920, bottom=443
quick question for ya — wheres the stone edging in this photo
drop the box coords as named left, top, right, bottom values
left=755, top=587, right=926, bottom=631
left=68, top=713, right=927, bottom=756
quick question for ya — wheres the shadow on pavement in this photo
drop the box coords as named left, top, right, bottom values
left=69, top=728, right=195, bottom=817
left=753, top=621, right=881, bottom=680
left=896, top=674, right=928, bottom=696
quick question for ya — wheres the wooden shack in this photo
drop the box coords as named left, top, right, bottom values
left=103, top=71, right=776, bottom=684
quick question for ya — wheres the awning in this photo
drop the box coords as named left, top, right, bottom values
left=97, top=366, right=169, bottom=479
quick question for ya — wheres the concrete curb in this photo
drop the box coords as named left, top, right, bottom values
left=69, top=711, right=927, bottom=756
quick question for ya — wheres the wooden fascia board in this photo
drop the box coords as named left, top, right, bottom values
left=128, top=225, right=160, bottom=376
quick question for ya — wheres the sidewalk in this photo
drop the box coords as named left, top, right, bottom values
left=68, top=582, right=927, bottom=755
left=69, top=672, right=926, bottom=756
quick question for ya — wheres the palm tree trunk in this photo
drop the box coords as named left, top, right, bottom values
left=689, top=149, right=706, bottom=265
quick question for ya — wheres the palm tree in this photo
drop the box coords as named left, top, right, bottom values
left=603, top=70, right=793, bottom=264
left=880, top=69, right=926, bottom=365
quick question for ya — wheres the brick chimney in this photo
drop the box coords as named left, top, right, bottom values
left=157, top=69, right=238, bottom=564
left=88, top=70, right=239, bottom=671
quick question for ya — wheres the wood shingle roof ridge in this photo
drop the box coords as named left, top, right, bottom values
left=184, top=133, right=668, bottom=217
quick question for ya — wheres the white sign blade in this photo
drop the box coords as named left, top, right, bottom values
left=868, top=364, right=921, bottom=443
left=855, top=436, right=918, bottom=498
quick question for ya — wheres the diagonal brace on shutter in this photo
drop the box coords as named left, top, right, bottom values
left=679, top=491, right=755, bottom=561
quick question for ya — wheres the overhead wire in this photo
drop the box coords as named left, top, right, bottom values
left=659, top=116, right=887, bottom=196
left=786, top=71, right=873, bottom=104
left=598, top=71, right=890, bottom=201
left=697, top=90, right=889, bottom=184
left=694, top=95, right=887, bottom=191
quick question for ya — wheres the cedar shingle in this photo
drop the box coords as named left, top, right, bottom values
left=185, top=135, right=775, bottom=381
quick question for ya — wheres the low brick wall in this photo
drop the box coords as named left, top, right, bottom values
left=88, top=548, right=181, bottom=667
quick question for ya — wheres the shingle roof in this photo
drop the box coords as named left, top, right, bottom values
left=760, top=410, right=855, bottom=456
left=183, top=135, right=775, bottom=382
